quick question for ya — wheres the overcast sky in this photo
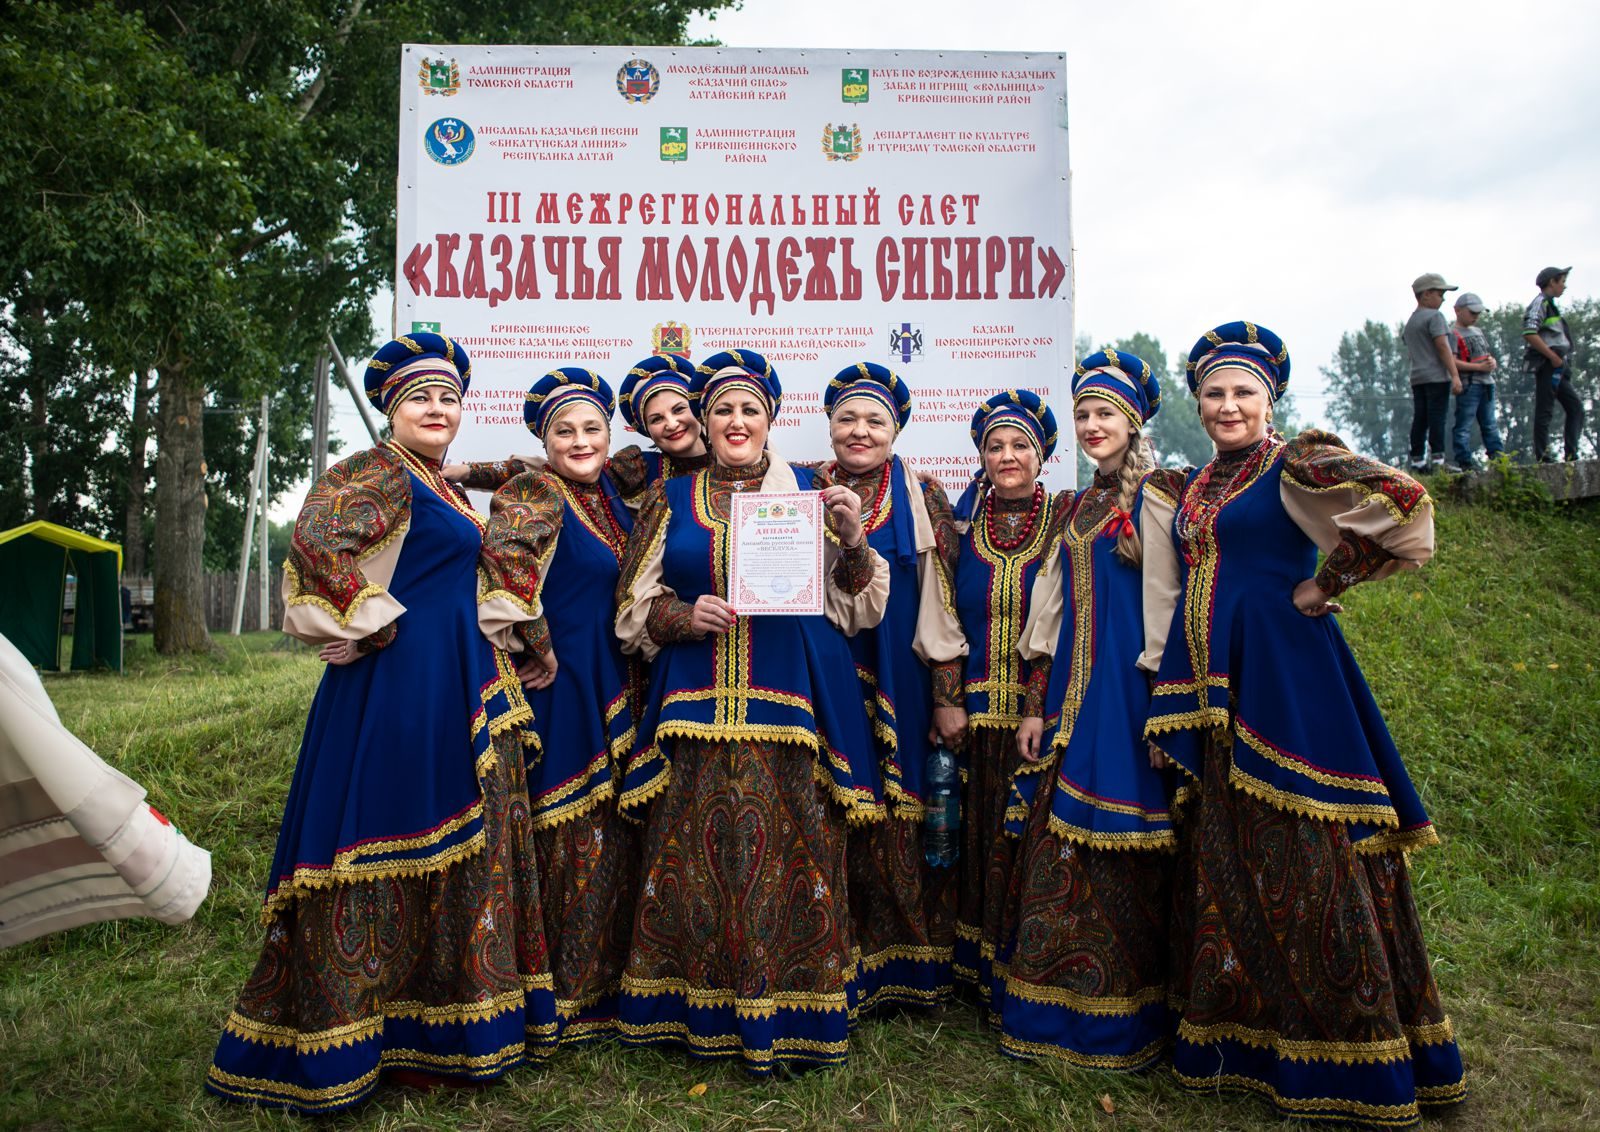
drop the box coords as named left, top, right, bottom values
left=301, top=0, right=1598, bottom=516
left=685, top=0, right=1600, bottom=416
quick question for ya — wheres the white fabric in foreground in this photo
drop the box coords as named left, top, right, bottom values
left=0, top=633, right=211, bottom=948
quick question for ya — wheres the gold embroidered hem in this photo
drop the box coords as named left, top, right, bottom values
left=999, top=1032, right=1168, bottom=1070
left=1178, top=1020, right=1414, bottom=1065
left=1172, top=1071, right=1428, bottom=1127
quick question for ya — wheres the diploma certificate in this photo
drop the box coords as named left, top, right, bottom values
left=728, top=491, right=826, bottom=616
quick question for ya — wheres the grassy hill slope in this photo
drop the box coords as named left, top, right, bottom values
left=1, top=497, right=1596, bottom=1131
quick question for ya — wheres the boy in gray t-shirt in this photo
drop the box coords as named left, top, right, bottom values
left=1447, top=292, right=1502, bottom=468
left=1403, top=273, right=1463, bottom=468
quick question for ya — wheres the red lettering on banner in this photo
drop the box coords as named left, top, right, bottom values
left=403, top=231, right=1065, bottom=308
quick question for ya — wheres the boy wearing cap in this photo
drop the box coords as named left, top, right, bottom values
left=1448, top=293, right=1502, bottom=470
left=1403, top=272, right=1464, bottom=470
left=1523, top=266, right=1584, bottom=462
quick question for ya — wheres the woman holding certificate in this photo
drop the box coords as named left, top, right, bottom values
left=995, top=349, right=1177, bottom=1069
left=612, top=349, right=890, bottom=1075
left=475, top=367, right=639, bottom=1047
left=608, top=352, right=710, bottom=505
left=949, top=390, right=1067, bottom=1002
left=1146, top=321, right=1464, bottom=1126
left=818, top=362, right=967, bottom=1014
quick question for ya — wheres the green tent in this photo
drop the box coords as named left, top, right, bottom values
left=0, top=521, right=123, bottom=672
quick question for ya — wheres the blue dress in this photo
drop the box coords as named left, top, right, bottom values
left=993, top=475, right=1175, bottom=1069
left=207, top=442, right=556, bottom=1113
left=615, top=458, right=884, bottom=1075
left=1147, top=435, right=1466, bottom=1128
left=833, top=457, right=960, bottom=1012
left=951, top=486, right=1063, bottom=997
left=481, top=468, right=639, bottom=1045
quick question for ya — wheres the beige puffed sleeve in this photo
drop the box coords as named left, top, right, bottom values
left=1137, top=469, right=1186, bottom=674
left=280, top=446, right=411, bottom=649
left=1278, top=430, right=1435, bottom=595
left=909, top=469, right=968, bottom=664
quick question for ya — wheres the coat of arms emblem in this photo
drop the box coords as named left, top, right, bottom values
left=652, top=322, right=692, bottom=358
left=659, top=127, right=688, bottom=162
left=841, top=68, right=869, bottom=104
left=617, top=59, right=661, bottom=104
left=418, top=57, right=460, bottom=96
left=823, top=123, right=862, bottom=161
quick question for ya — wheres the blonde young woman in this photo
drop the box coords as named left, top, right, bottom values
left=996, top=349, right=1176, bottom=1068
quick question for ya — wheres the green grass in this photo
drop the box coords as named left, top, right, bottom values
left=3, top=499, right=1599, bottom=1131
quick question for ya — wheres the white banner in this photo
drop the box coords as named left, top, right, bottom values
left=396, top=45, right=1073, bottom=496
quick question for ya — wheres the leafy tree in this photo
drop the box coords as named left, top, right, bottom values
left=1321, top=320, right=1411, bottom=463
left=1, top=0, right=734, bottom=653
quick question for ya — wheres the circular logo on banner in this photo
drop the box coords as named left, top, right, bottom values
left=425, top=118, right=475, bottom=166
left=617, top=58, right=660, bottom=104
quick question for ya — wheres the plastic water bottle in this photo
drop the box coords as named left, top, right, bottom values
left=923, top=744, right=961, bottom=868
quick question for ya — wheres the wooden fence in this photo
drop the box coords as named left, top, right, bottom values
left=122, top=572, right=285, bottom=633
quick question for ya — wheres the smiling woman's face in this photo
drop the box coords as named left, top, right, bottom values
left=1198, top=372, right=1270, bottom=452
left=389, top=386, right=461, bottom=459
left=828, top=395, right=895, bottom=475
left=705, top=388, right=770, bottom=466
left=544, top=401, right=611, bottom=483
left=641, top=390, right=703, bottom=457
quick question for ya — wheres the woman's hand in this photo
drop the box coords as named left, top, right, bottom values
left=440, top=463, right=471, bottom=483
left=690, top=594, right=737, bottom=635
left=1016, top=716, right=1044, bottom=763
left=931, top=706, right=968, bottom=749
left=1148, top=741, right=1170, bottom=769
left=516, top=649, right=558, bottom=691
left=319, top=640, right=363, bottom=665
left=821, top=483, right=865, bottom=547
left=1292, top=578, right=1343, bottom=618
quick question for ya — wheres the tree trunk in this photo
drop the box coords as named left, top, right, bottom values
left=122, top=368, right=154, bottom=578
left=152, top=359, right=211, bottom=653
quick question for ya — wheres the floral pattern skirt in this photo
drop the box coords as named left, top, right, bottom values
left=1169, top=732, right=1467, bottom=1128
left=993, top=751, right=1172, bottom=1068
left=617, top=736, right=858, bottom=1075
left=534, top=798, right=640, bottom=1045
left=955, top=725, right=1024, bottom=1001
left=206, top=725, right=557, bottom=1113
left=847, top=813, right=956, bottom=1013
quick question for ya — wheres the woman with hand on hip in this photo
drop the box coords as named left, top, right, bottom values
left=476, top=367, right=640, bottom=1047
left=821, top=362, right=968, bottom=1014
left=612, top=349, right=889, bottom=1075
left=995, top=349, right=1177, bottom=1069
left=949, top=391, right=1067, bottom=1003
left=1147, top=321, right=1465, bottom=1128
left=207, top=333, right=555, bottom=1112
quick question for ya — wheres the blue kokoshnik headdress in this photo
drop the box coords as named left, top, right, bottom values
left=525, top=367, right=615, bottom=440
left=1073, top=348, right=1162, bottom=428
left=691, top=349, right=782, bottom=419
left=824, top=361, right=913, bottom=433
left=363, top=331, right=472, bottom=417
left=618, top=353, right=696, bottom=434
left=825, top=361, right=916, bottom=565
left=1185, top=320, right=1291, bottom=402
left=955, top=389, right=1058, bottom=522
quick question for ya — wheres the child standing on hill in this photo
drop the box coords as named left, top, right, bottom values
left=1448, top=292, right=1503, bottom=470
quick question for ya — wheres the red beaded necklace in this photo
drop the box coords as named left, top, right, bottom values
left=984, top=482, right=1045, bottom=551
left=561, top=477, right=628, bottom=559
left=1174, top=438, right=1278, bottom=564
left=829, top=460, right=892, bottom=533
